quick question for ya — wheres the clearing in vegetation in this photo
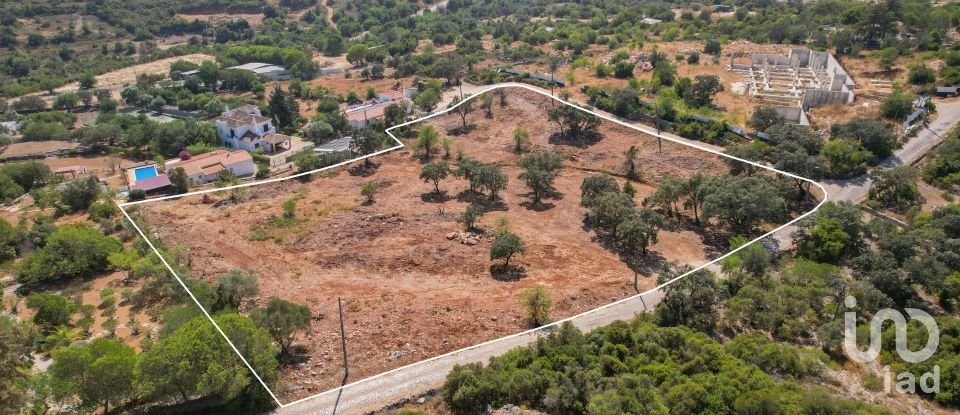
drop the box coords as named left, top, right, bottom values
left=123, top=85, right=822, bottom=405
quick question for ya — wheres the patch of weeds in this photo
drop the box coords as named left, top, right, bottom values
left=347, top=301, right=361, bottom=312
left=249, top=227, right=271, bottom=241
left=249, top=215, right=308, bottom=242
left=862, top=373, right=883, bottom=392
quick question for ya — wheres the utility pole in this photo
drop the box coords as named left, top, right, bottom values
left=338, top=297, right=349, bottom=382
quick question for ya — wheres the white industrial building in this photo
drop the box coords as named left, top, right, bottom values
left=227, top=62, right=293, bottom=81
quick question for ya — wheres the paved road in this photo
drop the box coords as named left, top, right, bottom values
left=763, top=99, right=960, bottom=251
left=274, top=91, right=960, bottom=415
left=276, top=290, right=665, bottom=415
left=821, top=99, right=960, bottom=204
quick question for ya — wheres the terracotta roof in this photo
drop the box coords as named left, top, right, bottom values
left=168, top=150, right=253, bottom=177
left=201, top=165, right=223, bottom=176
left=131, top=175, right=171, bottom=191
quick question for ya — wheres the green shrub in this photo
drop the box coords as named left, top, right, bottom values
left=88, top=201, right=118, bottom=220
left=16, top=225, right=123, bottom=284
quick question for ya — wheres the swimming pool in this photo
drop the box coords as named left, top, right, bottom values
left=133, top=165, right=158, bottom=181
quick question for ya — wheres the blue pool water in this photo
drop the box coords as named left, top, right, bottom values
left=133, top=165, right=158, bottom=181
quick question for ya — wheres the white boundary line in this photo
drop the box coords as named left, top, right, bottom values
left=116, top=83, right=828, bottom=409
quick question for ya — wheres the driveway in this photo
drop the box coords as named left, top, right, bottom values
left=274, top=92, right=960, bottom=415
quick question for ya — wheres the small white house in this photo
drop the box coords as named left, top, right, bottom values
left=166, top=150, right=255, bottom=184
left=343, top=90, right=410, bottom=129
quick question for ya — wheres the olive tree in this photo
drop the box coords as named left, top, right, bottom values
left=420, top=161, right=451, bottom=193
left=518, top=151, right=563, bottom=205
left=251, top=298, right=312, bottom=357
left=214, top=269, right=260, bottom=312
left=702, top=175, right=787, bottom=233
left=491, top=232, right=525, bottom=268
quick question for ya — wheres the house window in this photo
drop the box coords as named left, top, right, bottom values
left=263, top=123, right=269, bottom=133
left=229, top=129, right=235, bottom=138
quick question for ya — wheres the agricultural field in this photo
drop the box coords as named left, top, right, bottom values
left=136, top=88, right=810, bottom=401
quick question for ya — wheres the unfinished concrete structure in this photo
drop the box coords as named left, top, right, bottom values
left=731, top=48, right=855, bottom=125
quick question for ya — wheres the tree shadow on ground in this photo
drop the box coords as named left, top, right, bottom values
left=490, top=263, right=527, bottom=281
left=582, top=220, right=668, bottom=276
left=519, top=200, right=556, bottom=211
left=548, top=131, right=603, bottom=148
left=282, top=345, right=311, bottom=366
left=421, top=191, right=453, bottom=203
left=446, top=124, right=477, bottom=136
left=348, top=162, right=379, bottom=177
left=518, top=190, right=564, bottom=211
left=457, top=190, right=508, bottom=212
left=698, top=224, right=736, bottom=259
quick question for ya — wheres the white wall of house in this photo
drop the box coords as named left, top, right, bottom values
left=227, top=160, right=256, bottom=178
left=215, top=120, right=275, bottom=152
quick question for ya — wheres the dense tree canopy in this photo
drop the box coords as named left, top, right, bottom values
left=137, top=314, right=277, bottom=403
left=17, top=225, right=122, bottom=284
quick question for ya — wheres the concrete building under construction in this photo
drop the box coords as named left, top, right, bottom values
left=730, top=48, right=855, bottom=125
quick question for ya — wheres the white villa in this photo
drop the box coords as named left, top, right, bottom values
left=212, top=105, right=314, bottom=170
left=213, top=105, right=296, bottom=154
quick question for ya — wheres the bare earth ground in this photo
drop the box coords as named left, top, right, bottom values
left=0, top=141, right=78, bottom=158
left=138, top=90, right=737, bottom=402
left=40, top=155, right=134, bottom=189
left=51, top=53, right=215, bottom=98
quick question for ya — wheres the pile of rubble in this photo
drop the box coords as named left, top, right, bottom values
left=601, top=50, right=655, bottom=71
left=446, top=231, right=485, bottom=245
